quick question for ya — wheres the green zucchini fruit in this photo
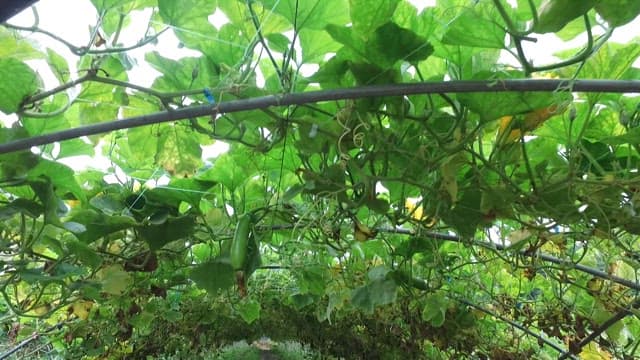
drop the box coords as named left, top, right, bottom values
left=230, top=214, right=252, bottom=271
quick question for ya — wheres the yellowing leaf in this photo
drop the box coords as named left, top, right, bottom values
left=579, top=342, right=612, bottom=360
left=108, top=241, right=123, bottom=254
left=440, top=161, right=458, bottom=203
left=405, top=198, right=423, bottom=220
left=496, top=104, right=567, bottom=144
left=31, top=303, right=51, bottom=316
left=354, top=220, right=376, bottom=242
left=405, top=198, right=438, bottom=227
left=587, top=277, right=604, bottom=295
left=507, top=229, right=532, bottom=247
left=98, top=264, right=132, bottom=296
left=70, top=300, right=94, bottom=320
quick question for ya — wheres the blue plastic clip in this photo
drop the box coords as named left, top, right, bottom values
left=203, top=88, right=215, bottom=104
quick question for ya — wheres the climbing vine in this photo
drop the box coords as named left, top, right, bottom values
left=1, top=0, right=640, bottom=358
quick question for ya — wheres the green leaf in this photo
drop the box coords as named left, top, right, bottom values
left=325, top=25, right=367, bottom=61
left=421, top=292, right=449, bottom=327
left=90, top=193, right=126, bottom=215
left=295, top=266, right=327, bottom=296
left=601, top=127, right=640, bottom=145
left=596, top=0, right=640, bottom=27
left=90, top=0, right=133, bottom=11
left=191, top=243, right=213, bottom=263
left=57, top=139, right=95, bottom=158
left=394, top=237, right=438, bottom=259
left=0, top=129, right=40, bottom=179
left=147, top=178, right=216, bottom=208
left=78, top=102, right=119, bottom=126
left=534, top=0, right=597, bottom=34
left=351, top=278, right=397, bottom=314
left=265, top=33, right=291, bottom=54
left=236, top=298, right=261, bottom=324
left=46, top=48, right=70, bottom=83
left=146, top=52, right=218, bottom=91
left=442, top=189, right=483, bottom=238
left=299, top=29, right=342, bottom=63
left=289, top=293, right=316, bottom=310
left=457, top=71, right=572, bottom=120
left=561, top=42, right=640, bottom=82
left=68, top=209, right=136, bottom=243
left=157, top=0, right=218, bottom=49
left=190, top=258, right=235, bottom=294
left=29, top=179, right=64, bottom=226
left=371, top=22, right=433, bottom=65
left=263, top=0, right=349, bottom=30
left=123, top=125, right=163, bottom=170
left=27, top=159, right=87, bottom=203
left=198, top=23, right=251, bottom=71
left=0, top=58, right=41, bottom=114
left=0, top=28, right=44, bottom=60
left=139, top=214, right=196, bottom=250
left=350, top=0, right=399, bottom=39
left=442, top=10, right=506, bottom=49
left=163, top=310, right=184, bottom=322
left=128, top=311, right=156, bottom=336
left=196, top=150, right=254, bottom=191
left=0, top=199, right=43, bottom=220
left=21, top=96, right=72, bottom=136
left=65, top=240, right=103, bottom=269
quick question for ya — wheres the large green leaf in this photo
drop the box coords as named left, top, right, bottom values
left=146, top=177, right=217, bottom=208
left=299, top=29, right=342, bottom=63
left=294, top=266, right=327, bottom=296
left=65, top=239, right=103, bottom=269
left=27, top=159, right=87, bottom=203
left=0, top=28, right=44, bottom=60
left=138, top=213, right=196, bottom=250
left=421, top=292, right=449, bottom=327
left=236, top=298, right=261, bottom=324
left=0, top=198, right=43, bottom=220
left=0, top=128, right=39, bottom=179
left=0, top=58, right=41, bottom=114
left=190, top=258, right=235, bottom=294
left=441, top=189, right=483, bottom=238
left=350, top=0, right=399, bottom=39
left=28, top=179, right=64, bottom=226
left=67, top=210, right=137, bottom=243
left=146, top=52, right=218, bottom=92
left=442, top=10, right=506, bottom=49
left=534, top=0, right=597, bottom=34
left=371, top=22, right=433, bottom=65
left=581, top=43, right=640, bottom=80
left=78, top=102, right=119, bottom=126
left=196, top=149, right=254, bottom=191
left=351, top=277, right=397, bottom=314
left=263, top=0, right=349, bottom=30
left=457, top=71, right=572, bottom=121
left=595, top=0, right=640, bottom=26
left=601, top=127, right=640, bottom=145
left=157, top=0, right=218, bottom=49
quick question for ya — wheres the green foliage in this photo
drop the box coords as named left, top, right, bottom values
left=0, top=58, right=41, bottom=114
left=1, top=1, right=640, bottom=359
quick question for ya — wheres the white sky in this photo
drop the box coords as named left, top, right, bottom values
left=3, top=0, right=639, bottom=178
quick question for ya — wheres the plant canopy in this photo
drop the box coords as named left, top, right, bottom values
left=1, top=0, right=640, bottom=359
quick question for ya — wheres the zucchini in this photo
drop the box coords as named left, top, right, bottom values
left=230, top=214, right=252, bottom=271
